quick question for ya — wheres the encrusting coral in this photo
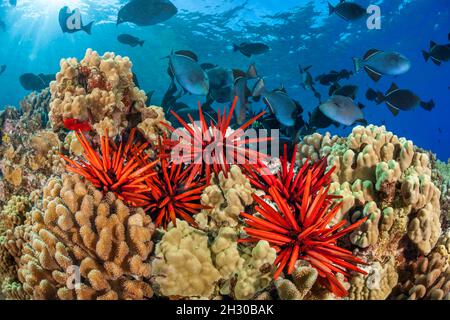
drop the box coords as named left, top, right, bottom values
left=17, top=174, right=155, bottom=300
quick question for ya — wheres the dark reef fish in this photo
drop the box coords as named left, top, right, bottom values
left=58, top=6, right=94, bottom=35
left=117, top=0, right=177, bottom=26
left=328, top=83, right=358, bottom=100
left=233, top=65, right=258, bottom=124
left=422, top=41, right=450, bottom=66
left=206, top=67, right=235, bottom=103
left=19, top=73, right=54, bottom=91
left=167, top=50, right=209, bottom=96
left=233, top=42, right=269, bottom=57
left=316, top=69, right=353, bottom=86
left=203, top=64, right=256, bottom=124
left=328, top=0, right=367, bottom=21
left=319, top=95, right=366, bottom=126
left=353, top=49, right=410, bottom=82
left=308, top=106, right=340, bottom=129
left=0, top=65, right=6, bottom=76
left=118, top=34, right=145, bottom=47
left=253, top=79, right=301, bottom=127
left=366, top=83, right=435, bottom=116
left=299, top=65, right=321, bottom=101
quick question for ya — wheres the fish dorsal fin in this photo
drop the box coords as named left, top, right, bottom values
left=246, top=63, right=258, bottom=78
left=279, top=83, right=286, bottom=92
left=387, top=83, right=399, bottom=95
left=364, top=49, right=382, bottom=60
left=232, top=69, right=246, bottom=80
left=430, top=41, right=437, bottom=49
left=262, top=97, right=275, bottom=114
left=364, top=66, right=382, bottom=82
left=175, top=50, right=198, bottom=62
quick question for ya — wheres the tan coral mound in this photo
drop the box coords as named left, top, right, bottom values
left=298, top=125, right=443, bottom=299
left=197, top=165, right=254, bottom=229
left=17, top=174, right=155, bottom=300
left=49, top=49, right=170, bottom=142
left=152, top=219, right=221, bottom=299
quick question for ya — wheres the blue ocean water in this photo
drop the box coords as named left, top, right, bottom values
left=0, top=0, right=448, bottom=159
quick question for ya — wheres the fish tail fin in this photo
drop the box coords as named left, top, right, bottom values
left=422, top=50, right=430, bottom=62
left=365, top=88, right=377, bottom=101
left=252, top=78, right=265, bottom=98
left=139, top=40, right=145, bottom=47
left=353, top=57, right=362, bottom=73
left=420, top=99, right=435, bottom=111
left=83, top=21, right=94, bottom=35
left=233, top=43, right=240, bottom=52
left=328, top=2, right=335, bottom=15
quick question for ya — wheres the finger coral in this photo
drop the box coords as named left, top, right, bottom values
left=49, top=49, right=148, bottom=138
left=17, top=174, right=155, bottom=300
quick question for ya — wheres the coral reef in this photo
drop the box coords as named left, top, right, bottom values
left=196, top=165, right=254, bottom=230
left=152, top=219, right=221, bottom=299
left=0, top=90, right=59, bottom=204
left=49, top=49, right=170, bottom=140
left=17, top=174, right=155, bottom=300
left=298, top=125, right=445, bottom=299
left=1, top=50, right=449, bottom=301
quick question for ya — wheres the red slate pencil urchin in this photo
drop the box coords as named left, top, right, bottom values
left=161, top=96, right=271, bottom=184
left=143, top=155, right=209, bottom=230
left=60, top=129, right=158, bottom=208
left=239, top=168, right=368, bottom=297
left=243, top=144, right=337, bottom=211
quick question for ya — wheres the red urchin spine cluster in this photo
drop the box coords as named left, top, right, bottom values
left=161, top=96, right=271, bottom=184
left=144, top=156, right=209, bottom=229
left=61, top=129, right=158, bottom=208
left=239, top=146, right=368, bottom=297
